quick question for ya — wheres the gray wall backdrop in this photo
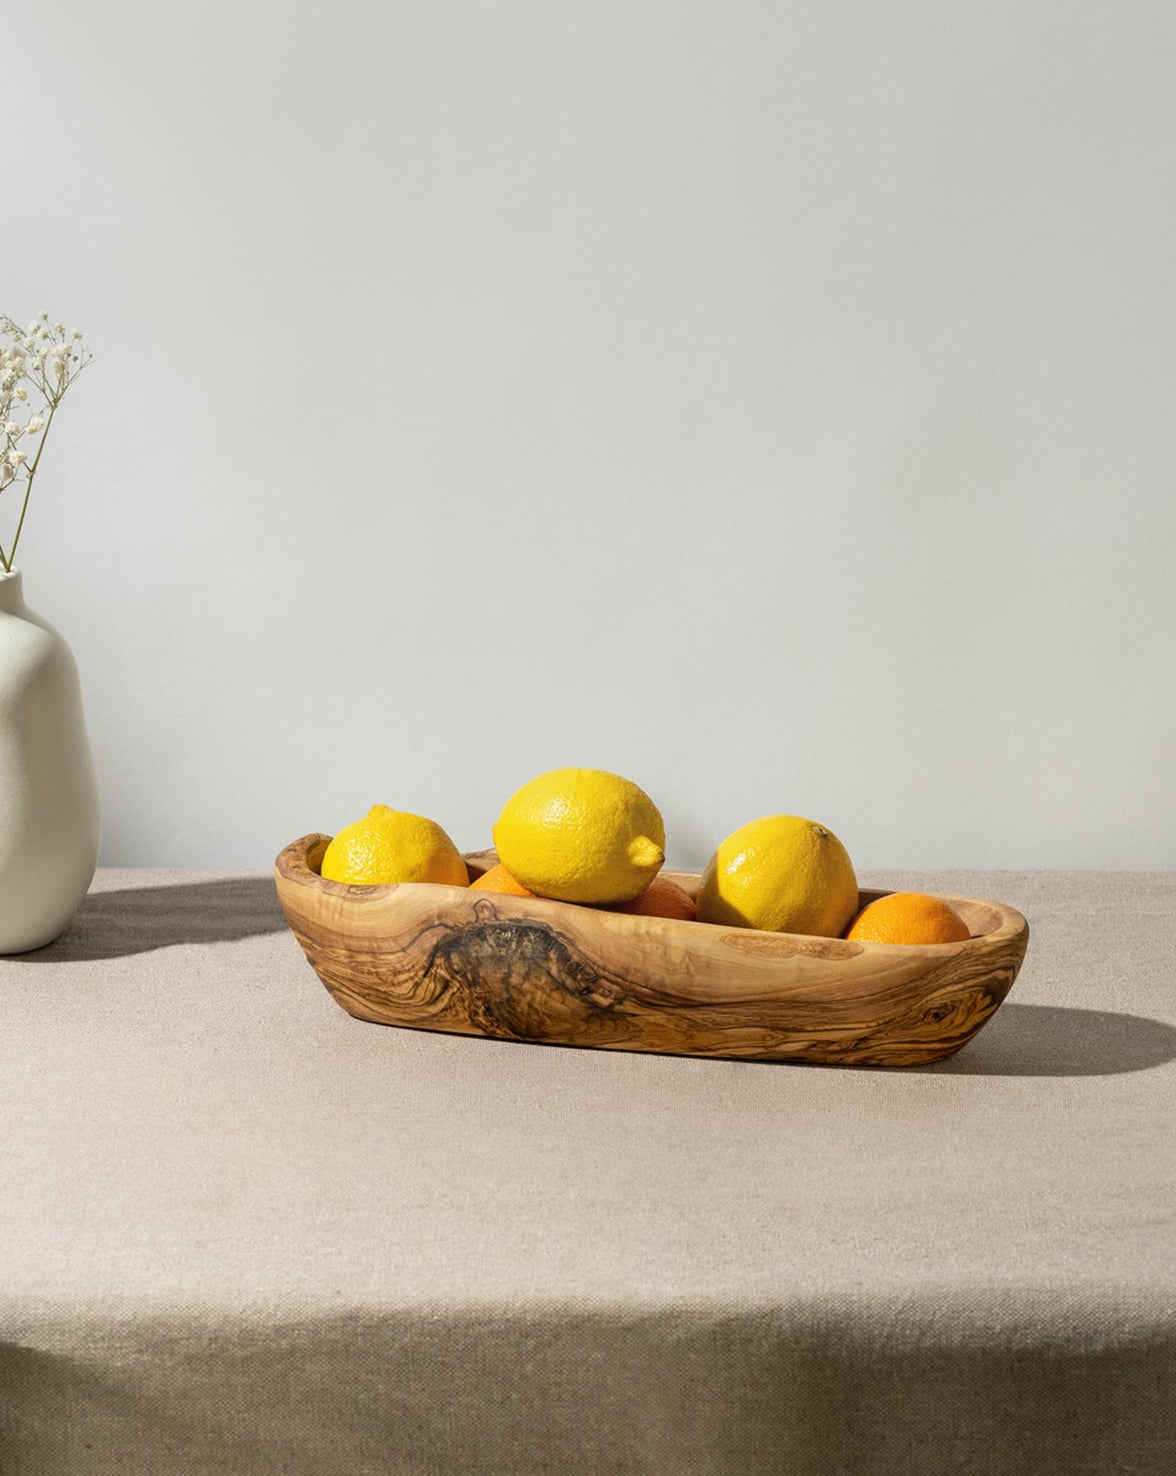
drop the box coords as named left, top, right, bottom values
left=6, top=1, right=1176, bottom=870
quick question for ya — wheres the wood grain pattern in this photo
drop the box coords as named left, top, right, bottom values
left=274, top=835, right=1029, bottom=1067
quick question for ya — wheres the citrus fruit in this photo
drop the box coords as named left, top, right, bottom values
left=845, top=892, right=970, bottom=945
left=470, top=861, right=694, bottom=919
left=320, top=805, right=469, bottom=887
left=696, top=815, right=858, bottom=937
left=469, top=862, right=537, bottom=897
left=492, top=767, right=666, bottom=904
left=605, top=874, right=697, bottom=921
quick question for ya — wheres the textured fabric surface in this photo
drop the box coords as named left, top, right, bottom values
left=2, top=868, right=1174, bottom=1474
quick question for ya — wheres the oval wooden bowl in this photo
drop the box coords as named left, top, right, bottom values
left=274, top=835, right=1028, bottom=1067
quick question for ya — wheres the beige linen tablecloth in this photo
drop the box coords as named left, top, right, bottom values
left=2, top=869, right=1174, bottom=1475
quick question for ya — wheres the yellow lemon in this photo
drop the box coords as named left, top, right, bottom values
left=492, top=767, right=665, bottom=904
left=320, top=805, right=469, bottom=887
left=696, top=815, right=858, bottom=937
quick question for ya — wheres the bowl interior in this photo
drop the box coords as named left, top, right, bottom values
left=303, top=842, right=1007, bottom=943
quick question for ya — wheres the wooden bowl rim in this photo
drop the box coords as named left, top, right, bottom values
left=274, top=833, right=1027, bottom=953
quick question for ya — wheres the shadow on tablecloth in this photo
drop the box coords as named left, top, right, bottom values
left=14, top=879, right=287, bottom=961
left=13, top=885, right=1176, bottom=1080
left=918, top=1002, right=1176, bottom=1078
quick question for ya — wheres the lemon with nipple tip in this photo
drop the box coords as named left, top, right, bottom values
left=492, top=767, right=666, bottom=904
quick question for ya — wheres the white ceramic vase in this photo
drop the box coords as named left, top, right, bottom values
left=0, top=568, right=100, bottom=953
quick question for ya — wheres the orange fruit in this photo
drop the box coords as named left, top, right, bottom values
left=605, top=874, right=697, bottom=921
left=845, top=892, right=970, bottom=945
left=469, top=862, right=537, bottom=897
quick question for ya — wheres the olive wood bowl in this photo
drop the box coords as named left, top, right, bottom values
left=274, top=835, right=1028, bottom=1067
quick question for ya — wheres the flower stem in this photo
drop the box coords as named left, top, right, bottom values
left=8, top=482, right=34, bottom=570
left=8, top=401, right=56, bottom=570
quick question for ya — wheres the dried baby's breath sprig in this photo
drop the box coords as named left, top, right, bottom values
left=1, top=312, right=93, bottom=573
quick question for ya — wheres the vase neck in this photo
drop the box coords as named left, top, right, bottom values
left=0, top=569, right=27, bottom=615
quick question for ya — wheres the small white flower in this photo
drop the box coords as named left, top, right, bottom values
left=0, top=308, right=95, bottom=566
